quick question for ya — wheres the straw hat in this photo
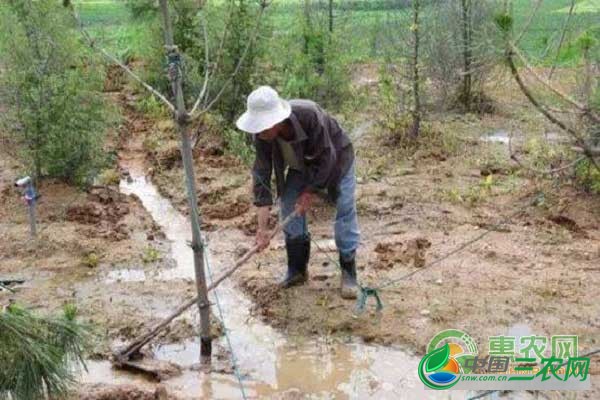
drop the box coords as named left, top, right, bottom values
left=236, top=86, right=291, bottom=134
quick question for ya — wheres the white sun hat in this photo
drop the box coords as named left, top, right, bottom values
left=236, top=86, right=291, bottom=134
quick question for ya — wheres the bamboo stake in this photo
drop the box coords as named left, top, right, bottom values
left=114, top=213, right=295, bottom=363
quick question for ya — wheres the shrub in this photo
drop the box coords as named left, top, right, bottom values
left=0, top=0, right=109, bottom=185
left=575, top=159, right=600, bottom=194
left=423, top=0, right=502, bottom=112
left=125, top=0, right=158, bottom=19
left=223, top=128, right=255, bottom=165
left=263, top=0, right=351, bottom=110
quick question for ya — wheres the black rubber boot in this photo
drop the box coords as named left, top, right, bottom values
left=280, top=234, right=311, bottom=288
left=339, top=252, right=359, bottom=299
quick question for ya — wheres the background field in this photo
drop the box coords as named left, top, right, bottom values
left=76, top=0, right=600, bottom=64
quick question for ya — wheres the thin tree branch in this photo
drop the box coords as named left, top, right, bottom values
left=573, top=146, right=600, bottom=157
left=548, top=0, right=575, bottom=80
left=190, top=10, right=211, bottom=116
left=192, top=0, right=270, bottom=118
left=69, top=5, right=175, bottom=113
left=510, top=43, right=600, bottom=124
left=506, top=47, right=600, bottom=172
left=514, top=0, right=543, bottom=46
left=210, top=0, right=234, bottom=83
left=507, top=48, right=581, bottom=141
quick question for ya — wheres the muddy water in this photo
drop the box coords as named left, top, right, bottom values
left=80, top=170, right=474, bottom=399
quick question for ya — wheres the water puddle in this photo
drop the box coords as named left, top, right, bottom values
left=104, top=268, right=146, bottom=283
left=480, top=129, right=570, bottom=145
left=80, top=167, right=510, bottom=399
left=481, top=130, right=511, bottom=144
left=119, top=174, right=195, bottom=281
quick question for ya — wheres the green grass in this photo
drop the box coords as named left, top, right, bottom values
left=75, top=0, right=599, bottom=65
left=75, top=0, right=152, bottom=58
left=511, top=0, right=600, bottom=63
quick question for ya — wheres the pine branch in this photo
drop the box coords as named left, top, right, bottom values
left=0, top=305, right=90, bottom=400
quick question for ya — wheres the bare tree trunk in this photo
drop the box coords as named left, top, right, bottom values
left=460, top=0, right=472, bottom=110
left=158, top=0, right=212, bottom=366
left=548, top=0, right=575, bottom=80
left=409, top=0, right=421, bottom=139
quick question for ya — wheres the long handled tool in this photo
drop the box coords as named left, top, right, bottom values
left=113, top=212, right=295, bottom=364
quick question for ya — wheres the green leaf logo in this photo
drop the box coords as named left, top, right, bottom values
left=425, top=343, right=450, bottom=373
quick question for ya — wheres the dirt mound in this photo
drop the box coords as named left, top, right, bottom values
left=103, top=64, right=126, bottom=93
left=203, top=199, right=250, bottom=220
left=241, top=278, right=282, bottom=318
left=152, top=141, right=181, bottom=170
left=78, top=384, right=171, bottom=400
left=239, top=211, right=277, bottom=236
left=192, top=142, right=225, bottom=159
left=547, top=214, right=587, bottom=236
left=374, top=237, right=432, bottom=269
left=66, top=186, right=132, bottom=240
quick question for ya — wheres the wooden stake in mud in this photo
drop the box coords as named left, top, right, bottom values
left=158, top=0, right=212, bottom=365
left=115, top=214, right=295, bottom=363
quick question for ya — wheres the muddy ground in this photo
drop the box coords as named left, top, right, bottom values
left=0, top=100, right=199, bottom=354
left=1, top=65, right=598, bottom=399
left=134, top=70, right=600, bottom=395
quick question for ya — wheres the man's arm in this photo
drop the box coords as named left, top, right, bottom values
left=252, top=137, right=274, bottom=207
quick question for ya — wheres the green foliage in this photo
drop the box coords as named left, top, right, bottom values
left=0, top=304, right=90, bottom=400
left=576, top=31, right=596, bottom=51
left=575, top=159, right=600, bottom=194
left=212, top=1, right=262, bottom=121
left=422, top=0, right=502, bottom=111
left=494, top=13, right=513, bottom=34
left=376, top=61, right=420, bottom=143
left=523, top=138, right=569, bottom=170
left=81, top=252, right=100, bottom=268
left=512, top=0, right=599, bottom=63
left=125, top=0, right=158, bottom=19
left=136, top=94, right=170, bottom=119
left=263, top=0, right=351, bottom=110
left=223, top=128, right=255, bottom=165
left=121, top=0, right=264, bottom=122
left=142, top=246, right=161, bottom=263
left=0, top=0, right=109, bottom=185
left=97, top=168, right=121, bottom=186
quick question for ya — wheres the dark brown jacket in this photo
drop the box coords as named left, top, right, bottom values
left=252, top=99, right=354, bottom=207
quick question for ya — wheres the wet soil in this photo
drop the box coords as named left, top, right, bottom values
left=1, top=65, right=598, bottom=399
left=142, top=70, right=599, bottom=397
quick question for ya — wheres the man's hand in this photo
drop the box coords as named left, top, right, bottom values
left=255, top=229, right=271, bottom=251
left=255, top=206, right=271, bottom=252
left=295, top=191, right=314, bottom=215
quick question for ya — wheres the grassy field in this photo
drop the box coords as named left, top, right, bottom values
left=511, top=0, right=600, bottom=61
left=76, top=0, right=599, bottom=65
